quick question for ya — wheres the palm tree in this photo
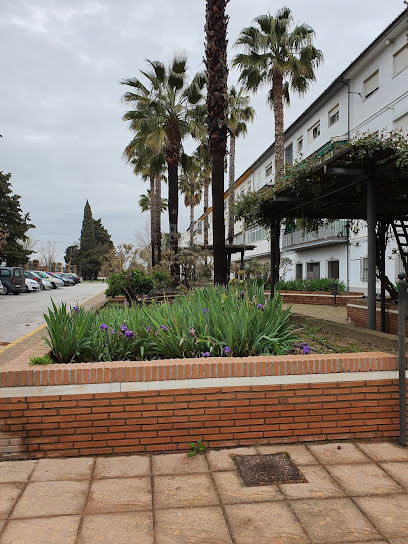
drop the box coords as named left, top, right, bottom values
left=121, top=56, right=205, bottom=278
left=233, top=7, right=323, bottom=282
left=227, top=86, right=255, bottom=245
left=179, top=157, right=203, bottom=247
left=138, top=190, right=168, bottom=214
left=194, top=140, right=211, bottom=246
left=205, top=0, right=229, bottom=284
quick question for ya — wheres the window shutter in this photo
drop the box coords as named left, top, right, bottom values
left=364, top=71, right=379, bottom=98
left=394, top=45, right=408, bottom=76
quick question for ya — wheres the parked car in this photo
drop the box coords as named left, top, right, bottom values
left=28, top=271, right=52, bottom=290
left=48, top=272, right=74, bottom=286
left=0, top=266, right=25, bottom=295
left=34, top=271, right=63, bottom=289
left=0, top=279, right=5, bottom=295
left=24, top=277, right=41, bottom=292
left=65, top=273, right=81, bottom=284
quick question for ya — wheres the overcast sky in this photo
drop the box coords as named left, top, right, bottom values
left=0, top=0, right=405, bottom=261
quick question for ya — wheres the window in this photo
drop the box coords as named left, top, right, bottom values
left=393, top=113, right=408, bottom=136
left=246, top=181, right=252, bottom=193
left=363, top=70, right=379, bottom=99
left=265, top=164, right=273, bottom=178
left=256, top=171, right=262, bottom=188
left=284, top=143, right=293, bottom=165
left=195, top=221, right=202, bottom=235
left=297, top=137, right=303, bottom=153
left=14, top=269, right=22, bottom=277
left=328, top=104, right=339, bottom=127
left=394, top=44, right=408, bottom=77
left=245, top=226, right=267, bottom=244
left=308, top=121, right=320, bottom=143
left=328, top=260, right=339, bottom=280
left=0, top=269, right=10, bottom=277
left=360, top=257, right=368, bottom=282
left=307, top=262, right=320, bottom=279
left=295, top=263, right=303, bottom=280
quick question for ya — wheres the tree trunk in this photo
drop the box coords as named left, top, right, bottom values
left=165, top=121, right=181, bottom=280
left=189, top=203, right=195, bottom=247
left=155, top=175, right=162, bottom=264
left=205, top=0, right=228, bottom=285
left=203, top=176, right=210, bottom=246
left=271, top=70, right=284, bottom=281
left=149, top=174, right=156, bottom=268
left=227, top=132, right=236, bottom=245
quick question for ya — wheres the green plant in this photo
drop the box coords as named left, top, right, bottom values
left=29, top=354, right=54, bottom=366
left=105, top=269, right=154, bottom=300
left=188, top=439, right=206, bottom=457
left=275, top=278, right=346, bottom=293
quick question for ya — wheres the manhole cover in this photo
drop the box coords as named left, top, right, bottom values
left=233, top=453, right=308, bottom=486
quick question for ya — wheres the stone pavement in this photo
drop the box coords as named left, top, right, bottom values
left=282, top=303, right=348, bottom=324
left=1, top=441, right=408, bottom=543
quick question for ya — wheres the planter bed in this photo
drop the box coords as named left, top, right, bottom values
left=278, top=290, right=364, bottom=307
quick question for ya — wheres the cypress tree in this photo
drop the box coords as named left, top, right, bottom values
left=79, top=200, right=98, bottom=279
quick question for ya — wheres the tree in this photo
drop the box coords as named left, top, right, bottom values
left=79, top=201, right=98, bottom=279
left=233, top=7, right=323, bottom=281
left=64, top=243, right=80, bottom=266
left=227, top=86, right=255, bottom=245
left=121, top=56, right=206, bottom=278
left=0, top=172, right=34, bottom=265
left=138, top=190, right=168, bottom=214
left=38, top=240, right=59, bottom=269
left=205, top=0, right=229, bottom=284
left=194, top=140, right=211, bottom=246
left=179, top=156, right=203, bottom=247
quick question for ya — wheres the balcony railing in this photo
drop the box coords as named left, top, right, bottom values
left=282, top=219, right=349, bottom=250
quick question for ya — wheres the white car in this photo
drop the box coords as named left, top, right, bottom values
left=35, top=271, right=64, bottom=289
left=0, top=279, right=5, bottom=295
left=24, top=278, right=41, bottom=292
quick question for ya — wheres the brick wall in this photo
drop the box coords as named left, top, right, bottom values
left=279, top=291, right=363, bottom=307
left=347, top=302, right=407, bottom=335
left=0, top=380, right=402, bottom=460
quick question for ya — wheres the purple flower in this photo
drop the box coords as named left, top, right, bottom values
left=160, top=325, right=168, bottom=331
left=188, top=327, right=195, bottom=338
left=145, top=326, right=151, bottom=333
left=120, top=323, right=128, bottom=332
left=302, top=344, right=311, bottom=354
left=99, top=324, right=108, bottom=331
left=124, top=330, right=134, bottom=338
left=222, top=346, right=230, bottom=355
left=240, top=290, right=245, bottom=297
left=257, top=304, right=264, bottom=310
left=202, top=308, right=206, bottom=314
left=201, top=351, right=210, bottom=357
left=72, top=306, right=79, bottom=314
left=124, top=300, right=129, bottom=306
left=109, top=329, right=116, bottom=335
left=144, top=294, right=148, bottom=298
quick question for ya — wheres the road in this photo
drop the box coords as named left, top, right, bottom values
left=0, top=282, right=107, bottom=344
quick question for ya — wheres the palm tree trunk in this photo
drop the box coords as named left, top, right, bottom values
left=203, top=176, right=209, bottom=246
left=227, top=132, right=236, bottom=245
left=165, top=121, right=181, bottom=280
left=155, top=176, right=162, bottom=264
left=189, top=203, right=195, bottom=247
left=149, top=174, right=156, bottom=268
left=271, top=71, right=284, bottom=283
left=205, top=0, right=228, bottom=285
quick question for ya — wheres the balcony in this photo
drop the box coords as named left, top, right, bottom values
left=282, top=219, right=349, bottom=251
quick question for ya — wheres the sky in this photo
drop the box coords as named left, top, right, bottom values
left=0, top=0, right=406, bottom=262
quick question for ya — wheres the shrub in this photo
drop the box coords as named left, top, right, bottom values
left=105, top=269, right=154, bottom=300
left=275, top=278, right=346, bottom=292
left=44, top=281, right=299, bottom=363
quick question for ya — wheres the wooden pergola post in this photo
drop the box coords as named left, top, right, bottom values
left=367, top=171, right=376, bottom=330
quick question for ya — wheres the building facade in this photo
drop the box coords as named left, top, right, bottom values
left=181, top=10, right=408, bottom=293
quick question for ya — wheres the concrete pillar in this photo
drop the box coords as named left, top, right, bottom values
left=66, top=264, right=71, bottom=273
left=72, top=265, right=77, bottom=274
left=50, top=262, right=56, bottom=273
left=32, top=260, right=39, bottom=271
left=56, top=262, right=62, bottom=272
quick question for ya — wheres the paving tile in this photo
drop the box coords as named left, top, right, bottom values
left=258, top=444, right=319, bottom=465
left=154, top=474, right=218, bottom=509
left=94, top=455, right=150, bottom=479
left=291, top=498, right=381, bottom=543
left=206, top=447, right=257, bottom=471
left=226, top=502, right=309, bottom=544
left=327, top=463, right=404, bottom=496
left=86, top=477, right=151, bottom=513
left=357, top=441, right=408, bottom=462
left=355, top=495, right=408, bottom=538
left=0, top=483, right=24, bottom=519
left=78, top=512, right=154, bottom=544
left=0, top=515, right=80, bottom=544
left=155, top=506, right=232, bottom=544
left=380, top=461, right=408, bottom=489
left=11, top=481, right=88, bottom=519
left=32, top=457, right=94, bottom=481
left=279, top=465, right=343, bottom=500
left=213, top=471, right=284, bottom=504
left=308, top=443, right=371, bottom=465
left=0, top=461, right=37, bottom=483
left=152, top=452, right=208, bottom=475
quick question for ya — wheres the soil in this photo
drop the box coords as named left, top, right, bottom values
left=293, top=323, right=383, bottom=354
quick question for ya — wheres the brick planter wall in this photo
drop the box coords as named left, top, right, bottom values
left=1, top=352, right=406, bottom=460
left=347, top=301, right=407, bottom=335
left=279, top=291, right=364, bottom=306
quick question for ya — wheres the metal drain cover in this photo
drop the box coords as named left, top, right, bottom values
left=233, top=453, right=308, bottom=486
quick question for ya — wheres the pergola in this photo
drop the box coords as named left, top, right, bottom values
left=257, top=141, right=408, bottom=330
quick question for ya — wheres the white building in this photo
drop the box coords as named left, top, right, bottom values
left=182, top=10, right=408, bottom=293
